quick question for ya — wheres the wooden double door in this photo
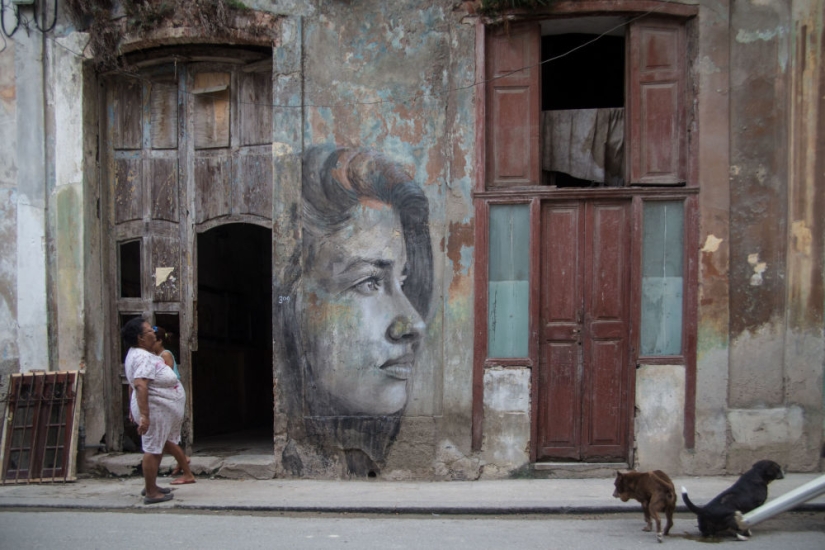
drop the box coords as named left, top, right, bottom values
left=537, top=199, right=633, bottom=462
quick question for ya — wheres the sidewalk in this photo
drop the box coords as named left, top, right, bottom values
left=0, top=473, right=823, bottom=514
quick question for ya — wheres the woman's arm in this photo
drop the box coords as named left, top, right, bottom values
left=133, top=378, right=151, bottom=435
left=160, top=349, right=175, bottom=368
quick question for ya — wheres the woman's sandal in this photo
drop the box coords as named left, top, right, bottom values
left=171, top=457, right=191, bottom=476
left=141, top=486, right=172, bottom=497
left=143, top=493, right=174, bottom=505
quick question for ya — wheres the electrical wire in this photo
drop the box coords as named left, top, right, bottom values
left=19, top=1, right=675, bottom=113
left=1, top=0, right=21, bottom=38
left=34, top=0, right=58, bottom=34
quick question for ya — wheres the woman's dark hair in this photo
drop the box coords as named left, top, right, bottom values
left=154, top=326, right=173, bottom=346
left=121, top=317, right=146, bottom=348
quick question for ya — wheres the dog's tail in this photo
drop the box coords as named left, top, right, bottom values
left=681, top=486, right=703, bottom=515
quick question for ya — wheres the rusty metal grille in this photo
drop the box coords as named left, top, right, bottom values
left=1, top=371, right=83, bottom=483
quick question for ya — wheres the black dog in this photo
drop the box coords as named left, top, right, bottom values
left=681, top=459, right=784, bottom=540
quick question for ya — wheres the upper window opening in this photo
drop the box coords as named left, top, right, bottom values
left=540, top=18, right=626, bottom=188
left=541, top=33, right=624, bottom=110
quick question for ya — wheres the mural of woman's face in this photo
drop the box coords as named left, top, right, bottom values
left=301, top=199, right=425, bottom=416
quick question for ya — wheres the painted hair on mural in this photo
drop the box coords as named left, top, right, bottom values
left=301, top=145, right=433, bottom=319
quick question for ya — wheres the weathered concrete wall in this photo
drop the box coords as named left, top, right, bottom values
left=0, top=36, right=18, bottom=414
left=48, top=33, right=88, bottom=372
left=14, top=25, right=50, bottom=374
left=726, top=0, right=824, bottom=472
left=690, top=0, right=732, bottom=475
left=782, top=0, right=825, bottom=472
left=481, top=367, right=531, bottom=478
left=636, top=365, right=685, bottom=471
left=273, top=0, right=479, bottom=478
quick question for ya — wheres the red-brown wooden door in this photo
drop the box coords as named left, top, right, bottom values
left=538, top=200, right=632, bottom=461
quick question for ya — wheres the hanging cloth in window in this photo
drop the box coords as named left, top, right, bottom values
left=541, top=108, right=624, bottom=186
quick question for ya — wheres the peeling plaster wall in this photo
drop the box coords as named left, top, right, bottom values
left=729, top=0, right=790, bottom=406
left=480, top=367, right=531, bottom=478
left=48, top=33, right=88, bottom=372
left=635, top=365, right=685, bottom=472
left=691, top=0, right=733, bottom=475
left=725, top=0, right=824, bottom=472
left=294, top=0, right=478, bottom=478
left=0, top=37, right=18, bottom=416
left=14, top=26, right=50, bottom=374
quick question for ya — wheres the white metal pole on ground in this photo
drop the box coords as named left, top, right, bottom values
left=735, top=474, right=825, bottom=530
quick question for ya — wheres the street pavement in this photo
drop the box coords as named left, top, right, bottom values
left=0, top=472, right=824, bottom=514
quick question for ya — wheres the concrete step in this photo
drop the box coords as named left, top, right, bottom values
left=85, top=452, right=276, bottom=480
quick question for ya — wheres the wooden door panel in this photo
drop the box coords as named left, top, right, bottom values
left=540, top=343, right=580, bottom=458
left=195, top=154, right=231, bottom=223
left=149, top=77, right=178, bottom=150
left=539, top=203, right=583, bottom=458
left=582, top=201, right=629, bottom=460
left=588, top=203, right=627, bottom=320
left=640, top=84, right=679, bottom=177
left=486, top=23, right=540, bottom=187
left=239, top=72, right=273, bottom=147
left=539, top=200, right=631, bottom=462
left=234, top=150, right=273, bottom=218
left=114, top=157, right=143, bottom=224
left=585, top=339, right=625, bottom=449
left=111, top=80, right=142, bottom=150
left=542, top=204, right=580, bottom=334
left=627, top=19, right=686, bottom=184
left=149, top=158, right=179, bottom=222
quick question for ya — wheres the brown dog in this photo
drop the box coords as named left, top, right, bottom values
left=613, top=470, right=677, bottom=543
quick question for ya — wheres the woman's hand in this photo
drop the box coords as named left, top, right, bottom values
left=137, top=415, right=150, bottom=435
left=133, top=378, right=151, bottom=435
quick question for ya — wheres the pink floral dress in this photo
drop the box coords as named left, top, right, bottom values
left=125, top=347, right=186, bottom=454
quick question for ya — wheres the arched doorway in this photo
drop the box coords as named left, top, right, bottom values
left=193, top=223, right=273, bottom=449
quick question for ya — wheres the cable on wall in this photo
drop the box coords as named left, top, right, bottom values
left=1, top=0, right=21, bottom=38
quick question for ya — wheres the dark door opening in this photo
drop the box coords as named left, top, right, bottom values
left=193, top=223, right=273, bottom=447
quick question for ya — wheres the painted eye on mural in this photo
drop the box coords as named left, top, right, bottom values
left=353, top=276, right=382, bottom=295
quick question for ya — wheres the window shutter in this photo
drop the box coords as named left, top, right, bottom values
left=627, top=18, right=686, bottom=185
left=486, top=23, right=541, bottom=188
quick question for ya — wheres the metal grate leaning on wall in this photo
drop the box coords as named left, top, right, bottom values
left=0, top=371, right=83, bottom=483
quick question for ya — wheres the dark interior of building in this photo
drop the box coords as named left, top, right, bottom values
left=541, top=33, right=625, bottom=188
left=193, top=223, right=273, bottom=449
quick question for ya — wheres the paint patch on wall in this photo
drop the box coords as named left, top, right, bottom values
left=701, top=234, right=723, bottom=253
left=791, top=220, right=812, bottom=256
left=155, top=267, right=175, bottom=286
left=748, top=253, right=767, bottom=286
left=735, top=26, right=787, bottom=44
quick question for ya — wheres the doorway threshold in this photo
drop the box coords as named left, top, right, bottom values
left=532, top=462, right=629, bottom=479
left=191, top=429, right=274, bottom=458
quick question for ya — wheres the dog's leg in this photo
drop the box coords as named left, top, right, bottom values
left=642, top=502, right=653, bottom=531
left=664, top=506, right=674, bottom=536
left=651, top=509, right=663, bottom=543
